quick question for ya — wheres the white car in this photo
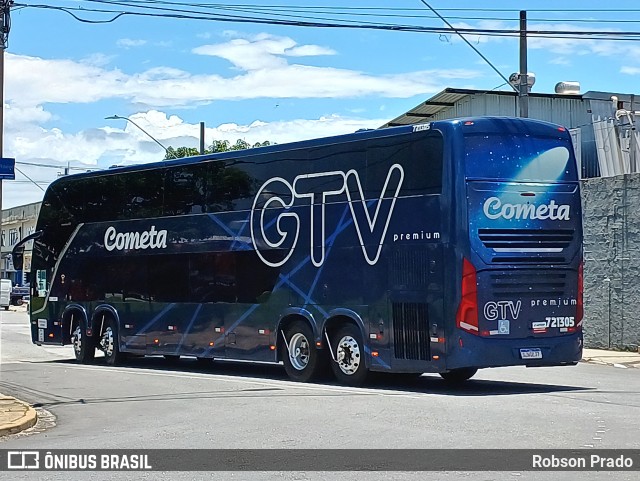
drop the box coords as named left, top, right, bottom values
left=0, top=279, right=12, bottom=310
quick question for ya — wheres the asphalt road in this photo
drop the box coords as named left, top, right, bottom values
left=0, top=308, right=639, bottom=480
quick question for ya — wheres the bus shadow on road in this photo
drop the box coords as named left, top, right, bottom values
left=47, top=356, right=591, bottom=397
left=367, top=373, right=590, bottom=396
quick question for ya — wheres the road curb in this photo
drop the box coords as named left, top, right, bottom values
left=581, top=358, right=640, bottom=368
left=0, top=396, right=38, bottom=436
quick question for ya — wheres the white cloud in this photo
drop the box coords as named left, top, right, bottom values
left=285, top=45, right=337, bottom=57
left=5, top=33, right=481, bottom=111
left=5, top=104, right=53, bottom=125
left=1, top=32, right=483, bottom=208
left=449, top=21, right=496, bottom=45
left=192, top=34, right=297, bottom=70
left=5, top=53, right=129, bottom=106
left=191, top=34, right=335, bottom=69
left=106, top=110, right=389, bottom=156
left=450, top=19, right=640, bottom=60
left=80, top=53, right=115, bottom=67
left=117, top=38, right=147, bottom=48
left=621, top=66, right=640, bottom=75
left=3, top=111, right=389, bottom=208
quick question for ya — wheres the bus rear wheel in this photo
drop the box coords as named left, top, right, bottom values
left=330, top=324, right=368, bottom=386
left=71, top=317, right=95, bottom=364
left=439, top=368, right=477, bottom=383
left=101, top=317, right=124, bottom=366
left=282, top=321, right=324, bottom=383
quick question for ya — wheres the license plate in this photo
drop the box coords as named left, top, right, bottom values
left=520, top=348, right=542, bottom=360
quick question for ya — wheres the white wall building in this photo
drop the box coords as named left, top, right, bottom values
left=1, top=201, right=41, bottom=285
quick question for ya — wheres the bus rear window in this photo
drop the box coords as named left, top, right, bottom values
left=464, top=133, right=577, bottom=182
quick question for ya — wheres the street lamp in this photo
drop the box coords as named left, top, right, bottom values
left=105, top=115, right=177, bottom=159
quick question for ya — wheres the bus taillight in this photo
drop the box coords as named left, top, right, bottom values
left=576, top=260, right=584, bottom=328
left=456, top=258, right=479, bottom=334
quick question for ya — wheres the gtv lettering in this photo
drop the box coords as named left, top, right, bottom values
left=251, top=165, right=404, bottom=267
left=484, top=300, right=522, bottom=321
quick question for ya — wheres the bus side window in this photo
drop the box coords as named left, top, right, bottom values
left=36, top=270, right=48, bottom=297
left=366, top=133, right=443, bottom=197
left=189, top=253, right=237, bottom=303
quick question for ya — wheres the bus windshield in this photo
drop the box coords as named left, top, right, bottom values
left=464, top=133, right=577, bottom=183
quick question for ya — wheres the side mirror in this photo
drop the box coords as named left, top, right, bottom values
left=11, top=245, right=24, bottom=271
left=11, top=230, right=43, bottom=271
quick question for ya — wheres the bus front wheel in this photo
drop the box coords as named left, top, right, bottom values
left=72, top=317, right=95, bottom=364
left=330, top=324, right=368, bottom=386
left=439, top=368, right=477, bottom=383
left=282, top=320, right=324, bottom=383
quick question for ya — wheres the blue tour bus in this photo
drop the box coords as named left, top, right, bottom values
left=13, top=117, right=583, bottom=386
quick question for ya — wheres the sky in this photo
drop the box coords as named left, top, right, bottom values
left=4, top=1, right=640, bottom=208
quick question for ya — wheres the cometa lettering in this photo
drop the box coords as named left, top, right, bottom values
left=104, top=226, right=168, bottom=252
left=483, top=197, right=570, bottom=221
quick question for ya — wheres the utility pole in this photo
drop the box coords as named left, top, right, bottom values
left=519, top=10, right=529, bottom=118
left=0, top=0, right=12, bottom=280
left=630, top=95, right=637, bottom=173
left=199, top=121, right=205, bottom=154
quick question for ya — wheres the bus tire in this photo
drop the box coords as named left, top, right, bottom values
left=72, top=317, right=95, bottom=364
left=439, top=368, right=477, bottom=383
left=102, top=317, right=123, bottom=366
left=282, top=320, right=324, bottom=383
left=330, top=324, right=368, bottom=386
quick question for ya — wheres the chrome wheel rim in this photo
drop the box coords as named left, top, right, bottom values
left=72, top=325, right=82, bottom=356
left=101, top=326, right=115, bottom=357
left=336, top=335, right=360, bottom=375
left=288, top=332, right=310, bottom=371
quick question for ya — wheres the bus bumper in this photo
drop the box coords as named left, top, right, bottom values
left=445, top=331, right=583, bottom=370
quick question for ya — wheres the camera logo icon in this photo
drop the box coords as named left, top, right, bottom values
left=7, top=451, right=40, bottom=469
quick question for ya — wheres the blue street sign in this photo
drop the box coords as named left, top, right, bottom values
left=0, top=157, right=15, bottom=180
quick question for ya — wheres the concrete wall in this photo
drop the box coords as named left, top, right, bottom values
left=582, top=174, right=640, bottom=350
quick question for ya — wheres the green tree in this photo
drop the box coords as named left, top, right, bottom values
left=165, top=139, right=272, bottom=160
left=164, top=146, right=200, bottom=159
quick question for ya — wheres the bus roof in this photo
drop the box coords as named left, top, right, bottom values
left=48, top=116, right=567, bottom=187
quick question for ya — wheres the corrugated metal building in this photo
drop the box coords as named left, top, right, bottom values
left=383, top=88, right=640, bottom=179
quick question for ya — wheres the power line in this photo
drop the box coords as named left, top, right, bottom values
left=15, top=2, right=640, bottom=41
left=88, top=1, right=640, bottom=24
left=14, top=165, right=45, bottom=191
left=419, top=0, right=515, bottom=93
left=45, top=1, right=640, bottom=24
left=38, top=2, right=640, bottom=14
left=15, top=160, right=101, bottom=171
left=10, top=180, right=52, bottom=184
